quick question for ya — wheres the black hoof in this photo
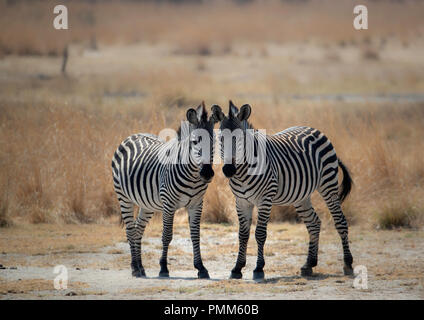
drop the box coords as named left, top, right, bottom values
left=301, top=266, right=313, bottom=277
left=132, top=269, right=146, bottom=278
left=159, top=271, right=169, bottom=278
left=253, top=270, right=265, bottom=281
left=343, top=265, right=354, bottom=276
left=230, top=271, right=243, bottom=279
left=198, top=269, right=210, bottom=279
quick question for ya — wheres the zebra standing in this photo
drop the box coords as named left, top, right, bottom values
left=112, top=103, right=220, bottom=279
left=212, top=101, right=354, bottom=280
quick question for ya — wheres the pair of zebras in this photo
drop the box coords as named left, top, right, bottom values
left=111, top=101, right=354, bottom=280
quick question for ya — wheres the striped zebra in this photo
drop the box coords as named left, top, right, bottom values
left=112, top=103, right=220, bottom=279
left=212, top=101, right=354, bottom=280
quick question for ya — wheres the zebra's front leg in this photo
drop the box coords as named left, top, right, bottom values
left=253, top=200, right=272, bottom=281
left=230, top=199, right=253, bottom=279
left=294, top=198, right=321, bottom=277
left=187, top=202, right=209, bottom=279
left=159, top=206, right=175, bottom=278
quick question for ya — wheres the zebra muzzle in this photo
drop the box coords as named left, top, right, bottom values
left=200, top=164, right=214, bottom=183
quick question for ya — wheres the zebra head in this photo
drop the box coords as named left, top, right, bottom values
left=212, top=100, right=252, bottom=178
left=186, top=102, right=222, bottom=183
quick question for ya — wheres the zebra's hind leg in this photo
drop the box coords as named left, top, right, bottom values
left=133, top=208, right=154, bottom=278
left=159, top=206, right=175, bottom=278
left=119, top=200, right=144, bottom=277
left=321, top=192, right=354, bottom=276
left=294, top=198, right=321, bottom=277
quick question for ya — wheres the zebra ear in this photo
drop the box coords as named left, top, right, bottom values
left=211, top=105, right=224, bottom=123
left=229, top=100, right=239, bottom=119
left=196, top=101, right=208, bottom=123
left=186, top=108, right=199, bottom=125
left=238, top=104, right=251, bottom=121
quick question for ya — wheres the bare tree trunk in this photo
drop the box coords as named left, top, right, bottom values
left=61, top=45, right=68, bottom=76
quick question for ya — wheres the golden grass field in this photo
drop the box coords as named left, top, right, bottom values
left=0, top=0, right=423, bottom=299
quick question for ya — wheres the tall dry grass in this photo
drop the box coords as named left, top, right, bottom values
left=1, top=95, right=423, bottom=228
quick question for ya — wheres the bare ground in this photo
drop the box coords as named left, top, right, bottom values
left=1, top=220, right=423, bottom=299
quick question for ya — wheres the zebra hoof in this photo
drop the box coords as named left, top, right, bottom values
left=253, top=270, right=265, bottom=281
left=159, top=270, right=169, bottom=278
left=343, top=265, right=354, bottom=276
left=300, top=266, right=313, bottom=277
left=198, top=269, right=210, bottom=279
left=132, top=269, right=146, bottom=278
left=230, top=271, right=243, bottom=279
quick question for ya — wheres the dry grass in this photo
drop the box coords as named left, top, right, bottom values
left=1, top=99, right=423, bottom=228
left=0, top=190, right=12, bottom=228
left=376, top=198, right=420, bottom=230
left=0, top=170, right=12, bottom=228
left=202, top=172, right=235, bottom=224
left=270, top=206, right=300, bottom=223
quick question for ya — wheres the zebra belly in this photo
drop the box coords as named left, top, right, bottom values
left=271, top=192, right=314, bottom=206
left=271, top=169, right=321, bottom=205
left=128, top=167, right=163, bottom=211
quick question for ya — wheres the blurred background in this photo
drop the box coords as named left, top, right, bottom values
left=0, top=0, right=423, bottom=229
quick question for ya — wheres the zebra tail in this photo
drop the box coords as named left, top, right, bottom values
left=338, top=158, right=353, bottom=203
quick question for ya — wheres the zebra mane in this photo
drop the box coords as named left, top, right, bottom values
left=243, top=120, right=254, bottom=131
left=176, top=122, right=193, bottom=141
left=176, top=125, right=183, bottom=141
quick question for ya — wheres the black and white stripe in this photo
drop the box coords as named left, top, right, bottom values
left=112, top=103, right=219, bottom=278
left=213, top=101, right=354, bottom=280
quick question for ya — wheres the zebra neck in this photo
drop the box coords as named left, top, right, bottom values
left=234, top=130, right=268, bottom=178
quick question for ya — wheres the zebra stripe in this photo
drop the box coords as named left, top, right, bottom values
left=215, top=103, right=354, bottom=280
left=112, top=105, right=218, bottom=279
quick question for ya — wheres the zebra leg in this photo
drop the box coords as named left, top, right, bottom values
left=159, top=207, right=175, bottom=277
left=230, top=199, right=253, bottom=280
left=132, top=208, right=154, bottom=278
left=294, top=198, right=321, bottom=277
left=187, top=202, right=209, bottom=279
left=322, top=192, right=354, bottom=276
left=253, top=200, right=272, bottom=281
left=118, top=200, right=144, bottom=277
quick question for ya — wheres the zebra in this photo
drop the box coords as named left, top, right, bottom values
left=212, top=101, right=354, bottom=280
left=112, top=102, right=221, bottom=279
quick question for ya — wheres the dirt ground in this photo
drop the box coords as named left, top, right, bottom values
left=1, top=219, right=423, bottom=300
